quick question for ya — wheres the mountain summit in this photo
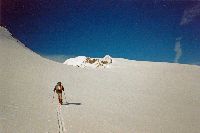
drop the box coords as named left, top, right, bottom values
left=63, top=55, right=113, bottom=68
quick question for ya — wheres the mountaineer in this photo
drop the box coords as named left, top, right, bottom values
left=53, top=82, right=65, bottom=105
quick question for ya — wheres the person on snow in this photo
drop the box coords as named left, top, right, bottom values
left=53, top=82, right=65, bottom=105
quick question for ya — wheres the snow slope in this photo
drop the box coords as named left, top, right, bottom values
left=1, top=26, right=200, bottom=133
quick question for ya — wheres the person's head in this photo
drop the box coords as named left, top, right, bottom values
left=57, top=82, right=61, bottom=86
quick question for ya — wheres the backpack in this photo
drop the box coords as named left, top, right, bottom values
left=55, top=85, right=62, bottom=91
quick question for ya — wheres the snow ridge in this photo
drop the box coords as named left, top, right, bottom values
left=63, top=55, right=112, bottom=68
left=0, top=26, right=26, bottom=47
left=0, top=26, right=13, bottom=39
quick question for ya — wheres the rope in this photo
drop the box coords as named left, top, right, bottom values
left=63, top=91, right=67, bottom=104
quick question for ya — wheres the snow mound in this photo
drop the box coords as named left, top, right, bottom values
left=63, top=55, right=113, bottom=68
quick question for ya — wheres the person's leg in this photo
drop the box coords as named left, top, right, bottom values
left=56, top=92, right=59, bottom=102
left=60, top=93, right=63, bottom=104
left=58, top=93, right=62, bottom=104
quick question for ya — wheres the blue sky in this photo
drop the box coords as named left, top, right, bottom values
left=1, top=0, right=200, bottom=64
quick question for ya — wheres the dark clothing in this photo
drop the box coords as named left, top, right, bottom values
left=56, top=90, right=62, bottom=93
left=54, top=85, right=64, bottom=92
left=54, top=85, right=64, bottom=104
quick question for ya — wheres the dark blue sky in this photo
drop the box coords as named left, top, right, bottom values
left=1, top=0, right=200, bottom=64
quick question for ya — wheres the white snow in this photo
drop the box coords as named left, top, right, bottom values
left=1, top=26, right=200, bottom=133
left=0, top=26, right=12, bottom=38
left=63, top=55, right=113, bottom=68
left=63, top=56, right=87, bottom=67
left=0, top=26, right=23, bottom=45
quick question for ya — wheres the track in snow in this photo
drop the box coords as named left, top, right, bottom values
left=56, top=104, right=66, bottom=133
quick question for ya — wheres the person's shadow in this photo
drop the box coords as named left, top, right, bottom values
left=62, top=102, right=81, bottom=106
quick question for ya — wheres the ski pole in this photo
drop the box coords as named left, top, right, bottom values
left=63, top=91, right=67, bottom=103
